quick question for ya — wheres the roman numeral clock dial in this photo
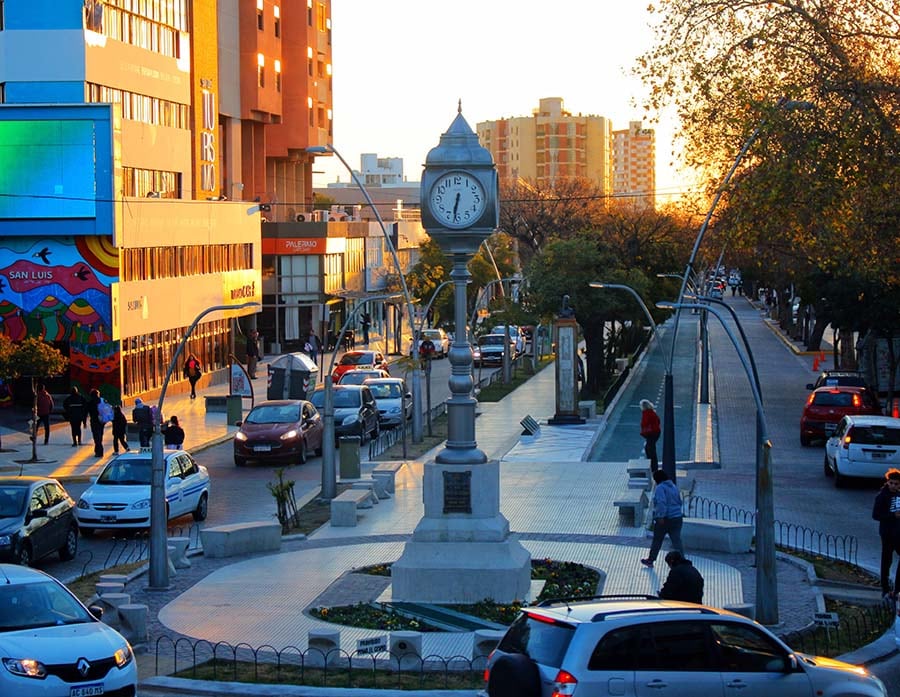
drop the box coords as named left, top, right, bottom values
left=428, top=171, right=486, bottom=229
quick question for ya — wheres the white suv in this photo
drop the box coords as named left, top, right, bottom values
left=482, top=596, right=886, bottom=696
left=0, top=564, right=137, bottom=696
left=825, top=415, right=900, bottom=487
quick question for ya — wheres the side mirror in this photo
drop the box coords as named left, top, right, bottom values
left=805, top=383, right=814, bottom=390
left=29, top=508, right=47, bottom=520
left=88, top=605, right=104, bottom=621
left=235, top=420, right=243, bottom=427
left=405, top=393, right=412, bottom=400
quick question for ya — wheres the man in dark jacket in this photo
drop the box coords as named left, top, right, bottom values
left=872, top=468, right=900, bottom=598
left=658, top=551, right=704, bottom=604
left=63, top=386, right=86, bottom=446
left=132, top=397, right=153, bottom=447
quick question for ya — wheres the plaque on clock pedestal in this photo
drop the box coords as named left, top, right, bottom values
left=548, top=318, right=585, bottom=425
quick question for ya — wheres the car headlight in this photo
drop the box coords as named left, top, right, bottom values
left=77, top=498, right=90, bottom=510
left=387, top=407, right=401, bottom=415
left=234, top=431, right=248, bottom=442
left=0, top=534, right=11, bottom=546
left=131, top=499, right=151, bottom=510
left=280, top=429, right=299, bottom=441
left=113, top=644, right=133, bottom=669
left=341, top=414, right=361, bottom=426
left=2, top=657, right=47, bottom=679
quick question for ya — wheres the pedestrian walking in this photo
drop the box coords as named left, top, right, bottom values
left=111, top=404, right=129, bottom=454
left=163, top=415, right=185, bottom=450
left=34, top=383, right=54, bottom=445
left=657, top=551, right=704, bottom=603
left=246, top=329, right=260, bottom=379
left=640, top=399, right=661, bottom=472
left=182, top=354, right=202, bottom=399
left=304, top=330, right=320, bottom=364
left=132, top=397, right=153, bottom=447
left=872, top=468, right=900, bottom=600
left=641, top=469, right=684, bottom=568
left=360, top=312, right=371, bottom=345
left=63, top=386, right=86, bottom=446
left=86, top=388, right=105, bottom=457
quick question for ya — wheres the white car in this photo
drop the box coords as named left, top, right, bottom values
left=0, top=564, right=137, bottom=696
left=417, top=328, right=450, bottom=358
left=364, top=377, right=412, bottom=428
left=75, top=449, right=209, bottom=535
left=491, top=325, right=525, bottom=355
left=825, top=415, right=900, bottom=487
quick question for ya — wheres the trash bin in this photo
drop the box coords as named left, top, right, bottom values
left=339, top=436, right=361, bottom=479
left=225, top=395, right=243, bottom=426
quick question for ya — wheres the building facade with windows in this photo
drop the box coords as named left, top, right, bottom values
left=613, top=121, right=656, bottom=209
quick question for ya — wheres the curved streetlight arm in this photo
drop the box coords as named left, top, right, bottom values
left=416, top=279, right=454, bottom=338
left=468, top=277, right=520, bottom=340
left=589, top=282, right=671, bottom=375
left=308, top=144, right=423, bottom=443
left=149, top=300, right=259, bottom=590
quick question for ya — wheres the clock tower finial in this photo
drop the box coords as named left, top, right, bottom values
left=457, top=98, right=462, bottom=115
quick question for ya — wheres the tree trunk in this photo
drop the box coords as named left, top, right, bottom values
left=806, top=317, right=827, bottom=352
left=582, top=321, right=606, bottom=398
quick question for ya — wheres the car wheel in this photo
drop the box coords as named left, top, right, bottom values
left=486, top=653, right=541, bottom=697
left=17, top=542, right=32, bottom=567
left=59, top=525, right=78, bottom=561
left=297, top=440, right=308, bottom=464
left=192, top=493, right=208, bottom=521
left=823, top=455, right=833, bottom=477
left=800, top=434, right=811, bottom=447
left=833, top=462, right=847, bottom=488
left=314, top=439, right=323, bottom=457
left=234, top=455, right=247, bottom=467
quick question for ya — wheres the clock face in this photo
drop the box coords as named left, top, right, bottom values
left=428, top=171, right=487, bottom=229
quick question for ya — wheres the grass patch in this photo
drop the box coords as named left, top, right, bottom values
left=782, top=548, right=880, bottom=587
left=281, top=483, right=352, bottom=536
left=474, top=358, right=552, bottom=402
left=67, top=561, right=148, bottom=604
left=173, top=659, right=484, bottom=691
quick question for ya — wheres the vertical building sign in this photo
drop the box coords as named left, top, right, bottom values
left=191, top=0, right=219, bottom=198
left=200, top=80, right=217, bottom=194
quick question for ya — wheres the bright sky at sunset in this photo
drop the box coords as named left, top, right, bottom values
left=316, top=1, right=685, bottom=201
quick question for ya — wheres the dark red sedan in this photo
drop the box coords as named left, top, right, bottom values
left=800, top=386, right=881, bottom=446
left=234, top=399, right=324, bottom=465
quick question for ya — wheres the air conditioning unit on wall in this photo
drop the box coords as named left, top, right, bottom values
left=312, top=209, right=329, bottom=222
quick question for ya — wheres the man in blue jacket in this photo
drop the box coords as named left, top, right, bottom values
left=641, top=469, right=684, bottom=568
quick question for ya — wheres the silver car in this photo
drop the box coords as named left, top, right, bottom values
left=482, top=597, right=886, bottom=697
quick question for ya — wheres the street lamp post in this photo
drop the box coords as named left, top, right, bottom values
left=306, top=144, right=423, bottom=444
left=658, top=300, right=777, bottom=625
left=469, top=277, right=521, bottom=385
left=416, top=279, right=453, bottom=436
left=662, top=97, right=815, bottom=478
left=148, top=301, right=259, bottom=590
left=320, top=295, right=394, bottom=499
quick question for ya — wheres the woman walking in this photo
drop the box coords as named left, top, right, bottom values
left=640, top=399, right=661, bottom=472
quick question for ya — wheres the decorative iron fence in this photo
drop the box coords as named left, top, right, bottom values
left=779, top=603, right=894, bottom=657
left=684, top=494, right=859, bottom=566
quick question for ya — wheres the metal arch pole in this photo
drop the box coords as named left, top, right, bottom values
left=318, top=145, right=424, bottom=444
left=660, top=301, right=777, bottom=625
left=148, top=301, right=259, bottom=590
left=322, top=294, right=393, bottom=500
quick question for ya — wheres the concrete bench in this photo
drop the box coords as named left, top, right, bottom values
left=371, top=461, right=405, bottom=494
left=97, top=593, right=131, bottom=628
left=330, top=488, right=374, bottom=527
left=472, top=629, right=506, bottom=660
left=613, top=489, right=648, bottom=527
left=167, top=536, right=191, bottom=569
left=627, top=458, right=652, bottom=479
left=95, top=581, right=125, bottom=596
left=350, top=480, right=381, bottom=506
left=307, top=628, right=341, bottom=666
left=578, top=400, right=597, bottom=419
left=200, top=521, right=282, bottom=558
left=118, top=603, right=148, bottom=644
left=682, top=518, right=753, bottom=553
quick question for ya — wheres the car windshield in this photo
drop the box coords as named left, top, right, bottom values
left=368, top=383, right=402, bottom=399
left=340, top=372, right=379, bottom=385
left=480, top=335, right=505, bottom=346
left=340, top=353, right=372, bottom=366
left=0, top=579, right=92, bottom=631
left=310, top=390, right=362, bottom=408
left=850, top=425, right=900, bottom=446
left=422, top=330, right=441, bottom=340
left=246, top=405, right=300, bottom=424
left=97, top=459, right=152, bottom=485
left=0, top=487, right=26, bottom=518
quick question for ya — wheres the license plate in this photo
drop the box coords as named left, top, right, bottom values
left=70, top=684, right=104, bottom=697
left=872, top=452, right=887, bottom=459
left=253, top=445, right=272, bottom=452
left=100, top=515, right=116, bottom=523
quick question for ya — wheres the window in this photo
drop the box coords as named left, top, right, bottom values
left=275, top=60, right=281, bottom=92
left=307, top=0, right=313, bottom=25
left=710, top=622, right=789, bottom=672
left=273, top=5, right=280, bottom=37
left=256, top=0, right=263, bottom=30
left=635, top=622, right=714, bottom=672
left=257, top=53, right=265, bottom=87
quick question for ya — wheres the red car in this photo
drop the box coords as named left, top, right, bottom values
left=233, top=399, right=324, bottom=465
left=800, top=386, right=881, bottom=446
left=331, top=350, right=388, bottom=382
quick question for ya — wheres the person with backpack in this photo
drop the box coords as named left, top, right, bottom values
left=111, top=404, right=129, bottom=454
left=132, top=397, right=153, bottom=447
left=182, top=354, right=202, bottom=399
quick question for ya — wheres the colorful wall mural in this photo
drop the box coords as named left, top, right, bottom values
left=0, top=236, right=120, bottom=403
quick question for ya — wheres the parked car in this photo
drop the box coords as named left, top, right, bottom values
left=800, top=386, right=882, bottom=446
left=233, top=399, right=324, bottom=466
left=364, top=377, right=412, bottom=428
left=309, top=384, right=380, bottom=443
left=337, top=368, right=391, bottom=385
left=0, top=564, right=138, bottom=696
left=416, top=328, right=450, bottom=359
left=481, top=596, right=886, bottom=697
left=0, top=476, right=78, bottom=566
left=806, top=369, right=869, bottom=391
left=473, top=333, right=515, bottom=367
left=331, top=350, right=388, bottom=382
left=75, top=450, right=209, bottom=536
left=491, top=325, right=525, bottom=355
left=824, top=415, right=900, bottom=487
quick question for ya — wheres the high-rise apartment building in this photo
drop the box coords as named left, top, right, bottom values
left=613, top=121, right=656, bottom=208
left=0, top=0, right=335, bottom=403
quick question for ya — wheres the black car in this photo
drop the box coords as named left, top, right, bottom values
left=807, top=370, right=869, bottom=391
left=309, top=384, right=380, bottom=443
left=0, top=476, right=79, bottom=566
